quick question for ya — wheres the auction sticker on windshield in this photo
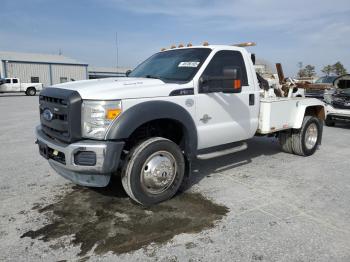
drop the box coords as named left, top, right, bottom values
left=178, top=62, right=200, bottom=67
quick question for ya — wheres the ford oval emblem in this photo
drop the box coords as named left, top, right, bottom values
left=43, top=108, right=53, bottom=121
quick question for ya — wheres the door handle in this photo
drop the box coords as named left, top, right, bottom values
left=249, top=94, right=255, bottom=106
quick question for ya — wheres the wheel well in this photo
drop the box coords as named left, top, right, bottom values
left=305, top=106, right=325, bottom=121
left=26, top=86, right=36, bottom=91
left=124, top=119, right=185, bottom=152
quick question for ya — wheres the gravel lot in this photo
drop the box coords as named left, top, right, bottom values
left=1, top=94, right=350, bottom=262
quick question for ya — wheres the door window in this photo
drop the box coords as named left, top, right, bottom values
left=6, top=79, right=11, bottom=83
left=12, top=79, right=18, bottom=83
left=202, top=50, right=248, bottom=86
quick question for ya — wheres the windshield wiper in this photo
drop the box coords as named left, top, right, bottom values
left=144, top=75, right=161, bottom=80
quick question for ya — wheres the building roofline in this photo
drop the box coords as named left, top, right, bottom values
left=0, top=59, right=88, bottom=66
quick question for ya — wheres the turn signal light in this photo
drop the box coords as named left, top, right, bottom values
left=233, top=80, right=241, bottom=89
left=106, top=109, right=122, bottom=120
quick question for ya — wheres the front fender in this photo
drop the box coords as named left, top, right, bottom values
left=105, top=101, right=198, bottom=159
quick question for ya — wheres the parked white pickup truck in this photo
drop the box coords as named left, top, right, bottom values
left=35, top=43, right=325, bottom=205
left=0, top=78, right=43, bottom=96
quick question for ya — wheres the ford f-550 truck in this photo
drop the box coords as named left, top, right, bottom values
left=35, top=43, right=325, bottom=205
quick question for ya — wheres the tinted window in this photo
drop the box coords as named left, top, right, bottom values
left=12, top=79, right=18, bottom=83
left=338, top=79, right=350, bottom=89
left=202, top=50, right=248, bottom=86
left=31, top=77, right=39, bottom=83
left=129, top=48, right=212, bottom=82
left=6, top=79, right=11, bottom=83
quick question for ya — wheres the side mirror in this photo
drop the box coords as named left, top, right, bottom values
left=126, top=70, right=132, bottom=77
left=199, top=67, right=242, bottom=94
left=251, top=53, right=256, bottom=65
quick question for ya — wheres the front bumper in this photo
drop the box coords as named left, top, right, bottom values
left=35, top=126, right=124, bottom=187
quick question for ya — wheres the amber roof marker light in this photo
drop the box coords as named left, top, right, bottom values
left=233, top=42, right=257, bottom=47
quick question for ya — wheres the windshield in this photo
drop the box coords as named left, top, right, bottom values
left=129, top=48, right=212, bottom=82
left=315, top=76, right=337, bottom=84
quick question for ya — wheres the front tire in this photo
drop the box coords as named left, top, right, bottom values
left=292, top=116, right=322, bottom=156
left=121, top=137, right=185, bottom=206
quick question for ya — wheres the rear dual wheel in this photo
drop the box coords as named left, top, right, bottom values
left=26, top=87, right=36, bottom=96
left=279, top=116, right=322, bottom=156
left=121, top=137, right=185, bottom=206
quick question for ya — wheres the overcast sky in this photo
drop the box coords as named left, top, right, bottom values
left=1, top=0, right=349, bottom=76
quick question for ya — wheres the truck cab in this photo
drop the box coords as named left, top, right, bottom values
left=35, top=44, right=325, bottom=205
left=0, top=78, right=21, bottom=92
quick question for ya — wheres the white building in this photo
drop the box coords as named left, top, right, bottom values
left=0, top=51, right=88, bottom=86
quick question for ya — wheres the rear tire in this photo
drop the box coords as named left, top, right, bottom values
left=26, top=87, right=36, bottom=96
left=121, top=137, right=185, bottom=206
left=292, top=116, right=322, bottom=156
left=279, top=132, right=293, bottom=154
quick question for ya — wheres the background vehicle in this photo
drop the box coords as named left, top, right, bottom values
left=304, top=76, right=337, bottom=99
left=324, top=74, right=350, bottom=126
left=35, top=43, right=325, bottom=206
left=0, top=78, right=43, bottom=96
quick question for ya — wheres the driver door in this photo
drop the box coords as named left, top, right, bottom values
left=195, top=50, right=259, bottom=149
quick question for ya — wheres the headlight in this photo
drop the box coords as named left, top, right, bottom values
left=82, top=100, right=122, bottom=139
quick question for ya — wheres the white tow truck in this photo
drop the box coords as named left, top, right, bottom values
left=35, top=43, right=325, bottom=205
left=0, top=77, right=43, bottom=96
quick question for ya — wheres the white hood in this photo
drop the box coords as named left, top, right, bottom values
left=52, top=77, right=185, bottom=100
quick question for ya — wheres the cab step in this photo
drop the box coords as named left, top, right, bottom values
left=197, top=142, right=248, bottom=160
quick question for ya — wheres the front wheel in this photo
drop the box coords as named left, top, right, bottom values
left=292, top=116, right=322, bottom=156
left=121, top=137, right=185, bottom=206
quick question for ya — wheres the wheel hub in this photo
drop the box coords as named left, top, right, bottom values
left=304, top=123, right=318, bottom=150
left=141, top=151, right=177, bottom=194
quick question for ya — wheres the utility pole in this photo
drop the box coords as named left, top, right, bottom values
left=115, top=32, right=119, bottom=74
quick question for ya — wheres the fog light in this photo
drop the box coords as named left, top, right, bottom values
left=74, top=151, right=96, bottom=166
